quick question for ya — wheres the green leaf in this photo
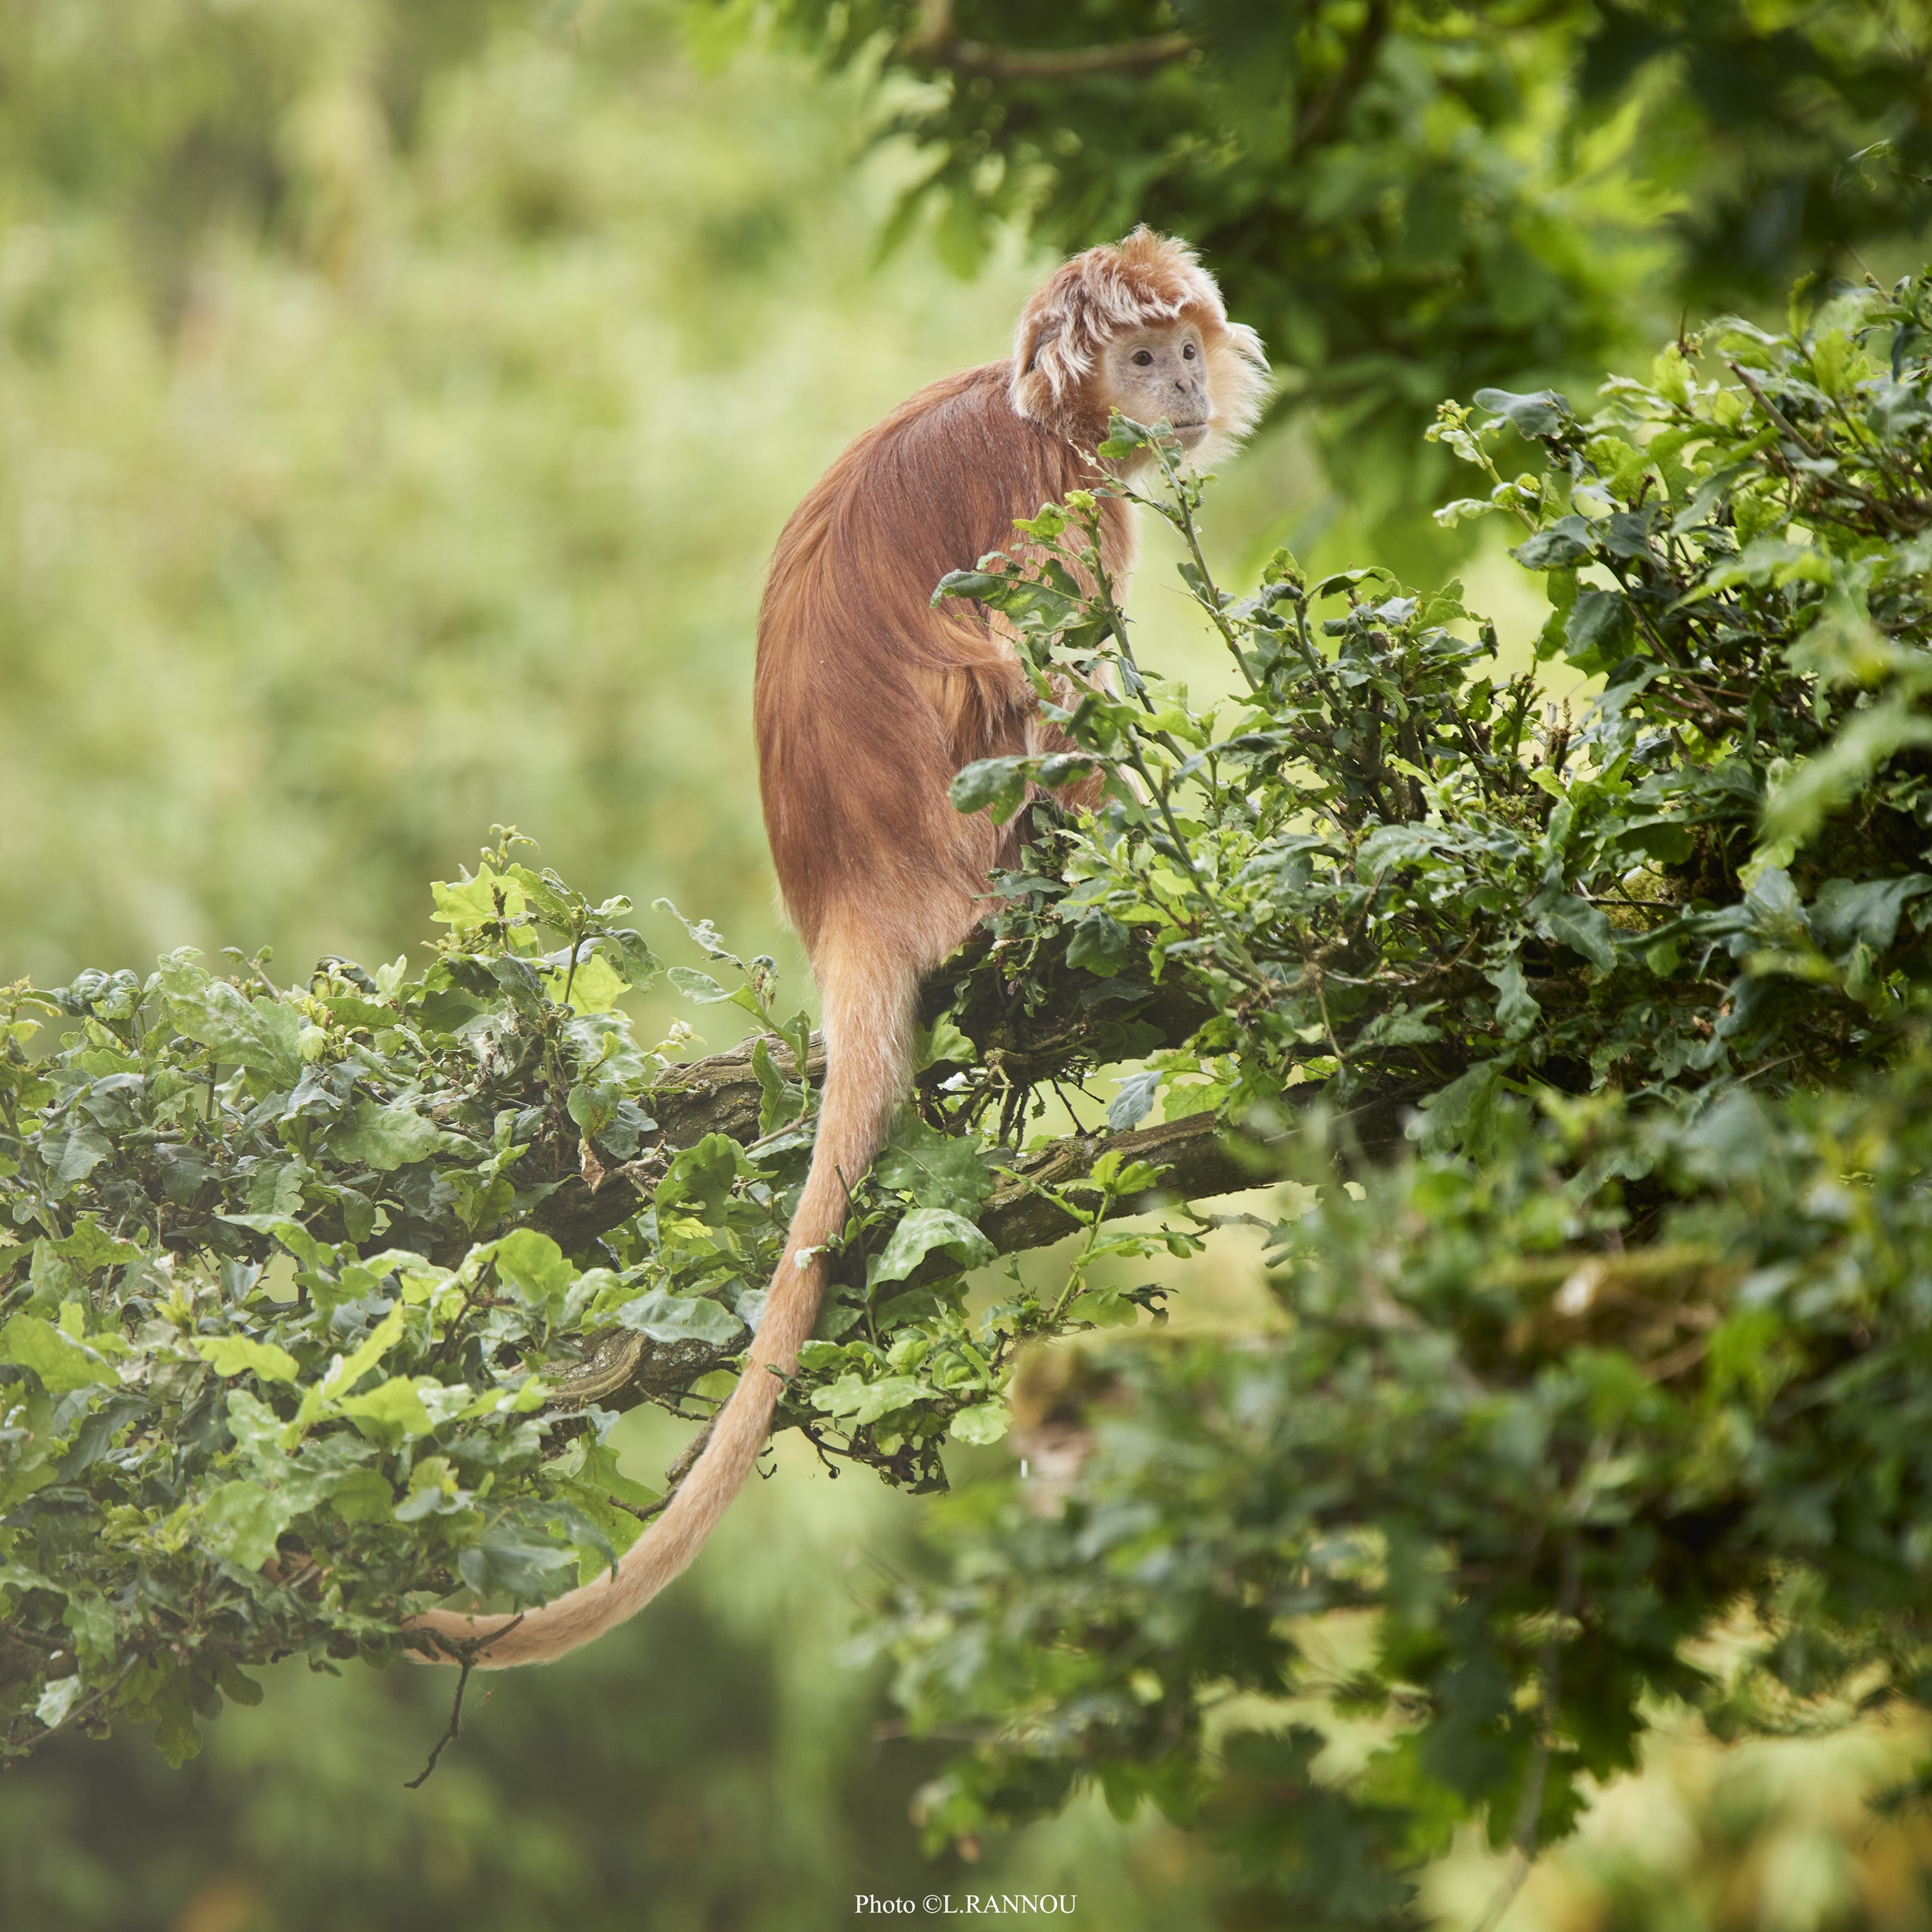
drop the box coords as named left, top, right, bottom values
left=224, top=1388, right=287, bottom=1461
left=1761, top=700, right=1932, bottom=850
left=216, top=1214, right=335, bottom=1272
left=1529, top=889, right=1617, bottom=971
left=458, top=1529, right=579, bottom=1605
left=39, top=1125, right=111, bottom=1188
left=813, top=1372, right=926, bottom=1426
left=1067, top=1289, right=1138, bottom=1328
left=575, top=1439, right=662, bottom=1515
left=949, top=1403, right=1009, bottom=1446
left=544, top=951, right=629, bottom=1013
left=304, top=1304, right=408, bottom=1417
left=950, top=757, right=1030, bottom=826
left=1563, top=589, right=1634, bottom=672
left=1512, top=517, right=1594, bottom=570
left=396, top=1456, right=471, bottom=1522
left=1354, top=1004, right=1443, bottom=1049
left=1812, top=875, right=1930, bottom=954
left=1107, top=1069, right=1162, bottom=1132
left=245, top=1158, right=307, bottom=1216
left=0, top=1315, right=117, bottom=1393
left=493, top=1229, right=573, bottom=1311
left=614, top=1289, right=743, bottom=1347
left=502, top=864, right=574, bottom=926
left=602, top=930, right=665, bottom=989
left=566, top=1079, right=617, bottom=1142
left=1488, top=960, right=1539, bottom=1042
left=869, top=1209, right=995, bottom=1287
left=1614, top=818, right=1695, bottom=865
left=62, top=1589, right=117, bottom=1673
left=1066, top=910, right=1131, bottom=977
left=1413, top=1060, right=1503, bottom=1153
left=158, top=956, right=304, bottom=1083
left=35, top=1677, right=87, bottom=1731
left=149, top=1675, right=203, bottom=1767
left=325, top=1469, right=396, bottom=1525
left=317, top=993, right=395, bottom=1032
left=198, top=1481, right=291, bottom=1571
left=191, top=1335, right=301, bottom=1385
left=668, top=964, right=733, bottom=1004
left=429, top=867, right=522, bottom=935
left=655, top=1134, right=740, bottom=1215
left=211, top=1656, right=264, bottom=1708
left=1474, top=386, right=1572, bottom=437
left=336, top=1376, right=437, bottom=1447
left=873, top=1119, right=999, bottom=1213
left=328, top=1099, right=447, bottom=1172
left=50, top=1216, right=141, bottom=1277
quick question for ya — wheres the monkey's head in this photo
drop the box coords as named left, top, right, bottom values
left=1009, top=228, right=1269, bottom=465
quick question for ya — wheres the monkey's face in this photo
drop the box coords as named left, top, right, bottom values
left=1098, top=320, right=1211, bottom=448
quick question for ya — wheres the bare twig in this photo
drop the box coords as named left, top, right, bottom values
left=405, top=1658, right=474, bottom=1789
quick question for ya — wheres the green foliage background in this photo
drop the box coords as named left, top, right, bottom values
left=0, top=0, right=1048, bottom=995
left=5, top=2, right=1932, bottom=1928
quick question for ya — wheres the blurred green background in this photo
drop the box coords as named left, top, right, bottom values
left=0, top=0, right=1029, bottom=1002
left=5, top=1, right=1932, bottom=1926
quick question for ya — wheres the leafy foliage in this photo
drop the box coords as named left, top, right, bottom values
left=852, top=265, right=1932, bottom=1917
left=1, top=847, right=675, bottom=1758
left=0, top=821, right=1204, bottom=1760
left=933, top=273, right=1932, bottom=1161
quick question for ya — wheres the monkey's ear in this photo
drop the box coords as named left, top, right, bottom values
left=1019, top=316, right=1060, bottom=375
left=1010, top=311, right=1066, bottom=420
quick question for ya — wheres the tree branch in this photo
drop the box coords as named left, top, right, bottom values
left=531, top=978, right=1417, bottom=1265
left=538, top=1065, right=1419, bottom=1420
left=903, top=0, right=1194, bottom=83
left=527, top=1029, right=820, bottom=1256
left=953, top=1090, right=1406, bottom=1266
left=1294, top=0, right=1390, bottom=157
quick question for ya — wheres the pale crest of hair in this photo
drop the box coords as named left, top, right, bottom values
left=1009, top=226, right=1270, bottom=454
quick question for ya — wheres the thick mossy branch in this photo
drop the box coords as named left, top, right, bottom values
left=529, top=1017, right=1361, bottom=1266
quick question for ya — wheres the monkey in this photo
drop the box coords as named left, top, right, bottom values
left=409, top=229, right=1267, bottom=1669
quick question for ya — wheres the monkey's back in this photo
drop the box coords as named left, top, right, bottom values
left=754, top=362, right=1116, bottom=959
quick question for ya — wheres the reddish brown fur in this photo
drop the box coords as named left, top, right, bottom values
left=758, top=359, right=1134, bottom=957
left=408, top=231, right=1265, bottom=1669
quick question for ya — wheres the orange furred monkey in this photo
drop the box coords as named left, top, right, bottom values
left=411, top=230, right=1267, bottom=1668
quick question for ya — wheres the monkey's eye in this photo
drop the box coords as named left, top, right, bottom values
left=1131, top=349, right=1155, bottom=367
left=1182, top=342, right=1197, bottom=359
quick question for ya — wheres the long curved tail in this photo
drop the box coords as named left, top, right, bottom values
left=406, top=932, right=917, bottom=1669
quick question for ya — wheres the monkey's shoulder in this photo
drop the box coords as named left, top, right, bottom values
left=867, top=360, right=1022, bottom=449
